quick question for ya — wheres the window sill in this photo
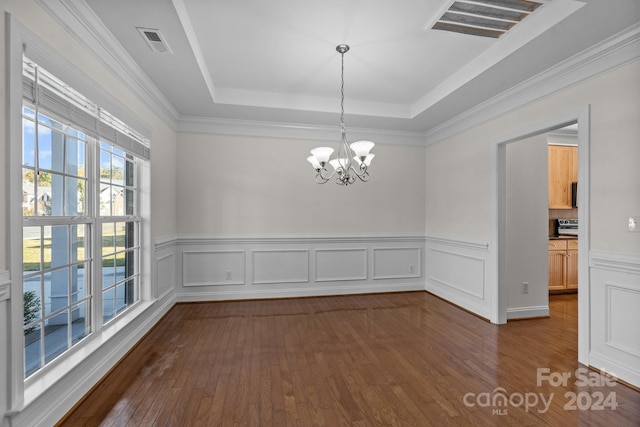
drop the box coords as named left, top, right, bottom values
left=21, top=299, right=155, bottom=410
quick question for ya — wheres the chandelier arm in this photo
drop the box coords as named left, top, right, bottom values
left=349, top=164, right=370, bottom=181
left=315, top=173, right=330, bottom=184
left=317, top=167, right=336, bottom=182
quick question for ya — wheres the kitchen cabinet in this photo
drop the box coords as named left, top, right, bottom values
left=548, top=239, right=578, bottom=292
left=548, top=145, right=578, bottom=209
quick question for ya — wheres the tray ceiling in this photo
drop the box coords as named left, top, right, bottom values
left=81, top=0, right=639, bottom=133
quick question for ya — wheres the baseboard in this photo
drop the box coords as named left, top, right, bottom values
left=177, top=282, right=425, bottom=302
left=506, top=305, right=550, bottom=320
left=589, top=351, right=640, bottom=390
left=424, top=282, right=491, bottom=320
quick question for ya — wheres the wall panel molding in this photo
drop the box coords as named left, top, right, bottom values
left=425, top=236, right=491, bottom=320
left=182, top=250, right=245, bottom=286
left=590, top=250, right=640, bottom=389
left=252, top=249, right=309, bottom=285
left=373, top=247, right=421, bottom=280
left=175, top=234, right=425, bottom=301
left=315, top=248, right=367, bottom=282
left=605, top=283, right=640, bottom=358
left=156, top=252, right=176, bottom=296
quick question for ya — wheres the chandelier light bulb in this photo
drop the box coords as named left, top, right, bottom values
left=310, top=147, right=334, bottom=165
left=349, top=140, right=375, bottom=158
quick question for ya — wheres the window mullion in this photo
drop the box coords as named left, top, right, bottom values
left=89, top=136, right=103, bottom=335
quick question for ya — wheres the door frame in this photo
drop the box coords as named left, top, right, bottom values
left=491, top=106, right=590, bottom=365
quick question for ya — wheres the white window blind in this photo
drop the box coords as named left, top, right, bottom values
left=22, top=57, right=150, bottom=160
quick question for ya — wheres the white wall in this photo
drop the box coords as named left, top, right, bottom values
left=424, top=59, right=640, bottom=386
left=426, top=60, right=640, bottom=255
left=0, top=1, right=178, bottom=425
left=506, top=135, right=548, bottom=317
left=176, top=133, right=426, bottom=235
left=174, top=132, right=427, bottom=301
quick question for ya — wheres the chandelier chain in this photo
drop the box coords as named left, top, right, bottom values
left=340, top=50, right=345, bottom=134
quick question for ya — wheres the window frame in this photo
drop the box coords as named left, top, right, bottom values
left=7, top=18, right=153, bottom=411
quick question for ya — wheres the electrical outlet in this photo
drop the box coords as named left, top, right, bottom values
left=629, top=216, right=639, bottom=232
left=522, top=282, right=529, bottom=294
left=225, top=270, right=232, bottom=280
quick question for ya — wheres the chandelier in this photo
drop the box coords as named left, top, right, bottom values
left=307, top=44, right=375, bottom=185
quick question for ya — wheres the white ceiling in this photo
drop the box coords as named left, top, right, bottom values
left=83, top=0, right=640, bottom=133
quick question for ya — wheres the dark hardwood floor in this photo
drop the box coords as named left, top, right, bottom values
left=58, top=292, right=640, bottom=426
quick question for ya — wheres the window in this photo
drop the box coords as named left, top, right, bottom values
left=99, top=143, right=139, bottom=324
left=21, top=57, right=149, bottom=378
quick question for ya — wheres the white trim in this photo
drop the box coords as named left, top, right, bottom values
left=176, top=233, right=426, bottom=245
left=0, top=271, right=10, bottom=301
left=424, top=235, right=491, bottom=320
left=171, top=0, right=216, bottom=103
left=36, top=0, right=179, bottom=129
left=7, top=12, right=28, bottom=413
left=425, top=234, right=489, bottom=251
left=605, top=283, right=640, bottom=358
left=315, top=248, right=368, bottom=282
left=491, top=106, right=590, bottom=364
left=177, top=116, right=427, bottom=146
left=35, top=1, right=640, bottom=148
left=506, top=306, right=550, bottom=320
left=428, top=248, right=486, bottom=299
left=425, top=22, right=640, bottom=145
left=251, top=249, right=310, bottom=285
left=590, top=252, right=640, bottom=275
left=372, top=247, right=422, bottom=280
left=182, top=250, right=246, bottom=286
left=589, top=352, right=640, bottom=391
left=10, top=292, right=176, bottom=427
left=17, top=9, right=153, bottom=140
left=177, top=282, right=424, bottom=303
left=154, top=236, right=179, bottom=251
left=5, top=13, right=159, bottom=423
left=175, top=234, right=426, bottom=301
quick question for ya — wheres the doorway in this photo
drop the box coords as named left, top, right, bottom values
left=492, top=106, right=590, bottom=365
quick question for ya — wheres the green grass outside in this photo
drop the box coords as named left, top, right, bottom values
left=23, top=235, right=127, bottom=272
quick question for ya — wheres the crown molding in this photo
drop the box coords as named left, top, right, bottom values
left=177, top=116, right=427, bottom=146
left=34, top=1, right=640, bottom=147
left=424, top=22, right=640, bottom=146
left=37, top=0, right=180, bottom=130
left=176, top=233, right=426, bottom=246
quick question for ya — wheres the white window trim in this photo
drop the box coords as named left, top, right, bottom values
left=6, top=13, right=153, bottom=413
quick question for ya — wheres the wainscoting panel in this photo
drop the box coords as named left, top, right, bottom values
left=316, top=248, right=367, bottom=282
left=252, top=250, right=309, bottom=285
left=373, top=248, right=421, bottom=280
left=425, top=235, right=491, bottom=320
left=182, top=250, right=245, bottom=286
left=175, top=235, right=425, bottom=301
left=155, top=253, right=175, bottom=297
left=589, top=252, right=640, bottom=388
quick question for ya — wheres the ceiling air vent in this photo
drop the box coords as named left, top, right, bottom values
left=136, top=27, right=173, bottom=54
left=430, top=0, right=543, bottom=38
